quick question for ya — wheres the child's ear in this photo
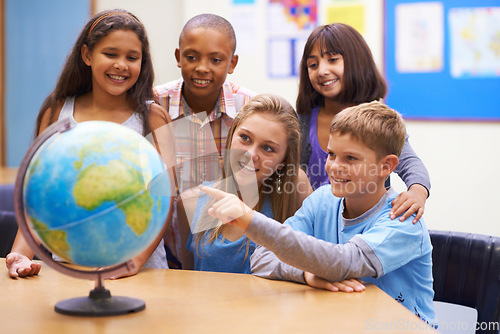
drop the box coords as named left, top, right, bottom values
left=175, top=48, right=181, bottom=68
left=81, top=44, right=91, bottom=66
left=227, top=54, right=239, bottom=74
left=380, top=154, right=399, bottom=178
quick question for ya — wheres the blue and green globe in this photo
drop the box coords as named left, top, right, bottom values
left=22, top=121, right=171, bottom=268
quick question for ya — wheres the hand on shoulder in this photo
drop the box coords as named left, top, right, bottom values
left=390, top=184, right=428, bottom=224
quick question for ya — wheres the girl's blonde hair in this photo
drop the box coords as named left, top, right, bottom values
left=195, top=94, right=301, bottom=257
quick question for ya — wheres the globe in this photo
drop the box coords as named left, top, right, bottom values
left=15, top=119, right=173, bottom=316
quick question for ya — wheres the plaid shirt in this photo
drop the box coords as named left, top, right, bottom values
left=154, top=78, right=256, bottom=192
left=154, top=79, right=256, bottom=266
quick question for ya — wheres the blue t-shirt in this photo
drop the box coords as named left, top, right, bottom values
left=187, top=189, right=273, bottom=274
left=285, top=185, right=435, bottom=324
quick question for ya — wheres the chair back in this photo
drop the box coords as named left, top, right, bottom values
left=0, top=184, right=17, bottom=257
left=0, top=211, right=18, bottom=257
left=0, top=184, right=15, bottom=211
left=430, top=230, right=500, bottom=333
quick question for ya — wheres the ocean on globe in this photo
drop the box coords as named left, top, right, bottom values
left=22, top=121, right=171, bottom=268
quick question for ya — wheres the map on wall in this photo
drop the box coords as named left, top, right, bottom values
left=267, top=0, right=317, bottom=77
left=395, top=2, right=444, bottom=73
left=449, top=7, right=500, bottom=78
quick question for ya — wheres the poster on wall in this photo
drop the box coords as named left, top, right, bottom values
left=325, top=2, right=365, bottom=34
left=449, top=7, right=500, bottom=78
left=395, top=2, right=444, bottom=73
left=266, top=0, right=317, bottom=78
left=231, top=0, right=259, bottom=54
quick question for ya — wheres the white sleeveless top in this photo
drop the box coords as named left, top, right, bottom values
left=56, top=96, right=169, bottom=269
left=58, top=96, right=144, bottom=134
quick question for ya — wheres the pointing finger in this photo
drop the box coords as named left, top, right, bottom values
left=199, top=185, right=228, bottom=199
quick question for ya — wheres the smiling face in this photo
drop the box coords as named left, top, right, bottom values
left=229, top=113, right=288, bottom=188
left=81, top=29, right=142, bottom=98
left=175, top=27, right=238, bottom=111
left=306, top=40, right=344, bottom=101
left=325, top=132, right=386, bottom=201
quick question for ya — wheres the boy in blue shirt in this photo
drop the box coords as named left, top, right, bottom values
left=201, top=101, right=435, bottom=324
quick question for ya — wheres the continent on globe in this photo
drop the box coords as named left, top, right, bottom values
left=73, top=160, right=153, bottom=236
left=23, top=121, right=171, bottom=268
left=30, top=216, right=71, bottom=261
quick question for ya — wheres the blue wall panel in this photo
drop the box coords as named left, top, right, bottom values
left=5, top=0, right=89, bottom=166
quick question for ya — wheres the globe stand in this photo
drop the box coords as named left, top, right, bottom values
left=54, top=274, right=145, bottom=316
left=14, top=119, right=148, bottom=317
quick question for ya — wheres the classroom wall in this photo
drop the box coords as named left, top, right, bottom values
left=392, top=121, right=500, bottom=237
left=3, top=0, right=90, bottom=167
left=69, top=0, right=500, bottom=236
left=0, top=1, right=5, bottom=166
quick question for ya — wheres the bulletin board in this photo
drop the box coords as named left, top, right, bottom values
left=265, top=0, right=317, bottom=78
left=384, top=0, right=500, bottom=121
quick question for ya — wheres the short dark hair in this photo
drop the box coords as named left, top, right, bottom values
left=179, top=13, right=236, bottom=54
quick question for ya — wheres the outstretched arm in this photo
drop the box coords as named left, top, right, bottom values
left=246, top=212, right=378, bottom=283
left=200, top=186, right=379, bottom=283
left=250, top=245, right=365, bottom=292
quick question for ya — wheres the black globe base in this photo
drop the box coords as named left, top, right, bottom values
left=55, top=287, right=145, bottom=316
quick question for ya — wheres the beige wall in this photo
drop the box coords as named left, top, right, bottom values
left=94, top=0, right=183, bottom=87
left=96, top=0, right=500, bottom=237
left=392, top=121, right=500, bottom=237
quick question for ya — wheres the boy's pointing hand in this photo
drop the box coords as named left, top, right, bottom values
left=200, top=186, right=254, bottom=230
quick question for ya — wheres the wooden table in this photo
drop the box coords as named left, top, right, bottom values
left=0, top=258, right=437, bottom=333
left=0, top=167, right=17, bottom=185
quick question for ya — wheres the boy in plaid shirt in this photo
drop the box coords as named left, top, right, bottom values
left=154, top=14, right=256, bottom=266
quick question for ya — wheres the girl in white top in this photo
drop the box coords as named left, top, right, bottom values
left=6, top=9, right=174, bottom=279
